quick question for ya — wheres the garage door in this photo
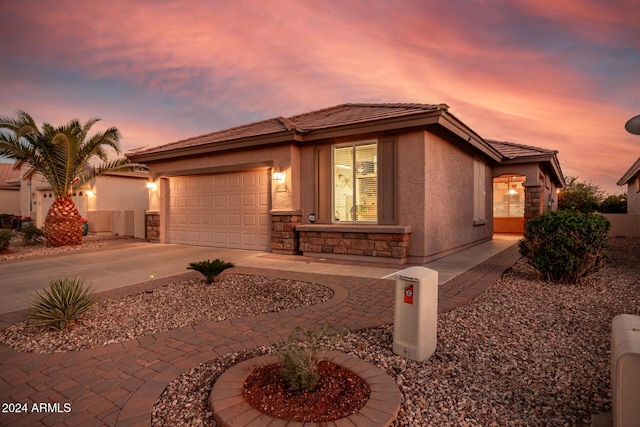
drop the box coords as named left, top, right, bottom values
left=167, top=170, right=271, bottom=250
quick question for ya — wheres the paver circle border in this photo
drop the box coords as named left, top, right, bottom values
left=209, top=350, right=401, bottom=427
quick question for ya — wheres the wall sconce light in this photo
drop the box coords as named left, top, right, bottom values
left=86, top=190, right=96, bottom=197
left=272, top=165, right=287, bottom=192
left=272, top=171, right=285, bottom=182
left=146, top=182, right=157, bottom=190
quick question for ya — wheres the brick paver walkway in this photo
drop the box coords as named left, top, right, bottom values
left=0, top=245, right=520, bottom=426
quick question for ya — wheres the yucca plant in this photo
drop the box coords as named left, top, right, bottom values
left=28, top=277, right=97, bottom=331
left=187, top=259, right=234, bottom=284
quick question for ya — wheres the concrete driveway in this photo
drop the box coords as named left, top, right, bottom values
left=0, top=235, right=520, bottom=315
left=0, top=243, right=401, bottom=314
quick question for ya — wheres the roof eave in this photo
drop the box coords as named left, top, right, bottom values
left=127, top=130, right=301, bottom=163
left=127, top=111, right=450, bottom=163
left=617, top=156, right=640, bottom=186
left=501, top=153, right=565, bottom=187
left=126, top=106, right=501, bottom=165
left=436, top=113, right=502, bottom=162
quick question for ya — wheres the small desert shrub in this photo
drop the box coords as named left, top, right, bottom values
left=187, top=259, right=234, bottom=284
left=0, top=229, right=14, bottom=250
left=519, top=210, right=610, bottom=284
left=275, top=326, right=337, bottom=393
left=28, top=277, right=98, bottom=331
left=276, top=327, right=322, bottom=392
left=19, top=222, right=46, bottom=245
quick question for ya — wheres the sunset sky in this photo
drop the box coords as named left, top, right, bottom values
left=0, top=0, right=638, bottom=194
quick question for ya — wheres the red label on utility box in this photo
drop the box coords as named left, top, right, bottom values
left=404, top=285, right=414, bottom=304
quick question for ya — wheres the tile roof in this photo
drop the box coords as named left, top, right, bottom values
left=0, top=163, right=20, bottom=189
left=132, top=103, right=449, bottom=156
left=485, top=139, right=558, bottom=159
left=488, top=139, right=565, bottom=186
left=486, top=139, right=557, bottom=159
left=284, top=103, right=448, bottom=131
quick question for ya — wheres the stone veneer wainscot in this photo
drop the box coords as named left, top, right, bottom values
left=297, top=224, right=412, bottom=264
left=145, top=211, right=160, bottom=242
left=270, top=210, right=302, bottom=255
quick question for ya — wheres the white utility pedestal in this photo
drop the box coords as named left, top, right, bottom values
left=392, top=266, right=438, bottom=362
left=612, top=314, right=640, bottom=427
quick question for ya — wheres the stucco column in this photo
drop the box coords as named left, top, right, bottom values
left=159, top=178, right=168, bottom=243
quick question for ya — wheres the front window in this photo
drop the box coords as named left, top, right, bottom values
left=493, top=175, right=525, bottom=217
left=333, top=141, right=377, bottom=222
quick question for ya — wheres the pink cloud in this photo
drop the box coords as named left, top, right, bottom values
left=0, top=0, right=638, bottom=194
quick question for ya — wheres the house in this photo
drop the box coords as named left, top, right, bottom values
left=618, top=156, right=640, bottom=215
left=608, top=156, right=640, bottom=237
left=14, top=161, right=149, bottom=238
left=127, top=103, right=565, bottom=264
left=0, top=163, right=21, bottom=215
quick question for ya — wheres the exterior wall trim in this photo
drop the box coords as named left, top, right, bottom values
left=151, top=161, right=274, bottom=180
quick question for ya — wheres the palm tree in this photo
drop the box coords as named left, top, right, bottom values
left=0, top=110, right=148, bottom=247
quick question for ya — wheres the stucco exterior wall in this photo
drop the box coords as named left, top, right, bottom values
left=602, top=213, right=640, bottom=237
left=0, top=189, right=20, bottom=215
left=146, top=144, right=298, bottom=213
left=493, top=163, right=540, bottom=184
left=395, top=130, right=493, bottom=263
left=91, top=175, right=149, bottom=211
left=298, top=145, right=316, bottom=222
left=396, top=131, right=427, bottom=259
left=626, top=177, right=640, bottom=215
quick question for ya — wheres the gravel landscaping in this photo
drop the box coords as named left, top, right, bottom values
left=0, top=274, right=333, bottom=353
left=0, top=236, right=139, bottom=262
left=152, top=237, right=639, bottom=426
left=1, top=236, right=638, bottom=425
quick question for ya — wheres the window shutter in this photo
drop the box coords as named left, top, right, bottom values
left=378, top=137, right=397, bottom=224
left=315, top=145, right=332, bottom=223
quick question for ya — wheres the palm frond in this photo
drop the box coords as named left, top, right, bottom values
left=76, top=157, right=148, bottom=186
left=0, top=112, right=138, bottom=197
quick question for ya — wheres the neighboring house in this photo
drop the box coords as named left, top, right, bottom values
left=607, top=156, right=640, bottom=237
left=128, top=103, right=565, bottom=264
left=618, top=156, right=640, bottom=215
left=0, top=163, right=21, bottom=215
left=14, top=161, right=149, bottom=238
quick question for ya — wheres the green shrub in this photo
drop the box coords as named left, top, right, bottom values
left=599, top=193, right=627, bottom=213
left=275, top=326, right=324, bottom=392
left=19, top=222, right=46, bottom=245
left=28, top=277, right=98, bottom=331
left=0, top=229, right=14, bottom=250
left=187, top=259, right=234, bottom=284
left=519, top=210, right=610, bottom=284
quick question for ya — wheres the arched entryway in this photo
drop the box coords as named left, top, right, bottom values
left=493, top=174, right=525, bottom=233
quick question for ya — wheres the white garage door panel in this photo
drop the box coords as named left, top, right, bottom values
left=167, top=171, right=270, bottom=250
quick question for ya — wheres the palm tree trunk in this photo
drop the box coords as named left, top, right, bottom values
left=44, top=198, right=83, bottom=247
